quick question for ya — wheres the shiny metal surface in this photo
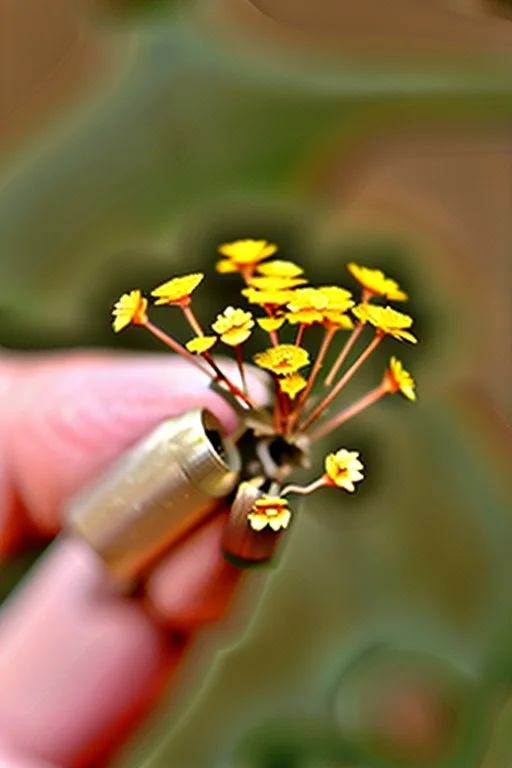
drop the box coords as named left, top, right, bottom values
left=66, top=408, right=241, bottom=586
left=222, top=480, right=282, bottom=568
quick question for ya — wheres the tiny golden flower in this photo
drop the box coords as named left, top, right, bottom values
left=322, top=311, right=354, bottom=330
left=352, top=304, right=417, bottom=343
left=324, top=449, right=364, bottom=492
left=286, top=309, right=324, bottom=325
left=151, top=273, right=204, bottom=306
left=216, top=239, right=277, bottom=273
left=248, top=496, right=291, bottom=532
left=257, top=260, right=304, bottom=278
left=318, top=286, right=355, bottom=313
left=279, top=373, right=307, bottom=400
left=254, top=344, right=310, bottom=376
left=347, top=263, right=408, bottom=301
left=384, top=356, right=417, bottom=401
left=242, top=287, right=296, bottom=307
left=257, top=317, right=285, bottom=332
left=248, top=275, right=307, bottom=291
left=112, top=290, right=148, bottom=333
left=286, top=288, right=328, bottom=326
left=186, top=336, right=217, bottom=354
left=212, top=306, right=255, bottom=346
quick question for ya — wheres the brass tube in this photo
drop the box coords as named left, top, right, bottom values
left=65, top=408, right=241, bottom=588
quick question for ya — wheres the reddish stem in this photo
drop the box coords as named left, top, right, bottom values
left=181, top=304, right=204, bottom=337
left=263, top=305, right=280, bottom=346
left=309, top=384, right=387, bottom=441
left=142, top=321, right=209, bottom=375
left=324, top=323, right=364, bottom=387
left=301, top=332, right=383, bottom=432
left=295, top=323, right=306, bottom=347
left=203, top=352, right=255, bottom=409
left=289, top=326, right=336, bottom=431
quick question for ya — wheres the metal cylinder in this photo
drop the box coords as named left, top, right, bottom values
left=222, top=481, right=283, bottom=568
left=66, top=408, right=241, bottom=587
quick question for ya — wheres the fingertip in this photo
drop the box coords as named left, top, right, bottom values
left=0, top=741, right=58, bottom=768
left=143, top=512, right=243, bottom=631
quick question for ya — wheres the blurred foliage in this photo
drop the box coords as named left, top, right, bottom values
left=1, top=2, right=512, bottom=768
left=1, top=3, right=512, bottom=343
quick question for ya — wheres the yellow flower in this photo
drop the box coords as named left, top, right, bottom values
left=257, top=260, right=304, bottom=278
left=112, top=290, right=148, bottom=333
left=318, top=286, right=355, bottom=313
left=384, top=356, right=417, bottom=401
left=151, top=273, right=204, bottom=306
left=347, top=263, right=408, bottom=301
left=186, top=336, right=217, bottom=354
left=322, top=311, right=354, bottom=330
left=324, top=449, right=364, bottom=492
left=254, top=344, right=310, bottom=376
left=286, top=288, right=328, bottom=326
left=212, top=306, right=255, bottom=346
left=242, top=287, right=295, bottom=307
left=279, top=373, right=307, bottom=400
left=248, top=275, right=307, bottom=291
left=257, top=317, right=285, bottom=332
left=352, top=304, right=417, bottom=343
left=216, top=239, right=277, bottom=273
left=248, top=496, right=291, bottom=532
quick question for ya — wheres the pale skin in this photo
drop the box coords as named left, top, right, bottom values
left=0, top=352, right=268, bottom=768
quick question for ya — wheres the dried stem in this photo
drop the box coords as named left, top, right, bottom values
left=281, top=477, right=329, bottom=497
left=324, top=322, right=364, bottom=387
left=289, top=326, right=336, bottom=431
left=263, top=305, right=280, bottom=346
left=301, top=332, right=383, bottom=432
left=202, top=352, right=255, bottom=409
left=142, top=321, right=209, bottom=376
left=295, top=323, right=306, bottom=347
left=181, top=304, right=204, bottom=337
left=144, top=320, right=254, bottom=408
left=309, top=383, right=387, bottom=441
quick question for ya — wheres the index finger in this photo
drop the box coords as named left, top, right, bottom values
left=0, top=351, right=267, bottom=545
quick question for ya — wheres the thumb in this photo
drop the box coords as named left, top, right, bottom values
left=0, top=351, right=267, bottom=548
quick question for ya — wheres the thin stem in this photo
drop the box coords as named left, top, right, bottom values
left=309, top=384, right=388, bottom=442
left=144, top=320, right=254, bottom=409
left=181, top=304, right=204, bottom=337
left=235, top=344, right=248, bottom=395
left=203, top=352, right=255, bottom=409
left=289, top=326, right=336, bottom=431
left=281, top=477, right=328, bottom=497
left=143, top=321, right=210, bottom=376
left=263, top=305, right=280, bottom=346
left=295, top=323, right=306, bottom=347
left=324, top=323, right=364, bottom=387
left=301, top=332, right=383, bottom=432
left=241, top=265, right=255, bottom=284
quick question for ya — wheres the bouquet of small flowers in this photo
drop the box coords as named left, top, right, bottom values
left=112, top=239, right=417, bottom=565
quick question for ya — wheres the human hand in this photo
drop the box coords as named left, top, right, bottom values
left=0, top=351, right=267, bottom=768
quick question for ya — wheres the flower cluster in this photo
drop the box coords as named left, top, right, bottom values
left=112, top=239, right=418, bottom=536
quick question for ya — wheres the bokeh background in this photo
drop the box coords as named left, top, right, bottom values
left=1, top=1, right=512, bottom=766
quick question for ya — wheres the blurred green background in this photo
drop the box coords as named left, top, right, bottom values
left=1, top=0, right=512, bottom=766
